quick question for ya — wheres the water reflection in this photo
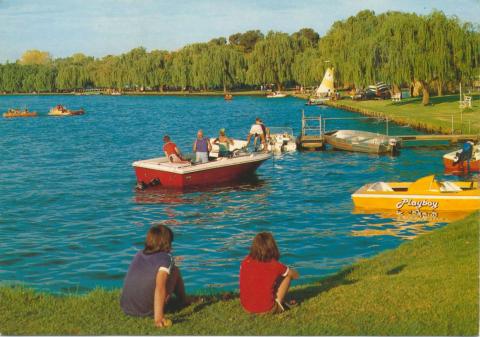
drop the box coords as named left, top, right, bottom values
left=351, top=208, right=472, bottom=239
left=133, top=176, right=266, bottom=205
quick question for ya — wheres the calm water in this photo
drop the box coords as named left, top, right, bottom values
left=0, top=95, right=466, bottom=294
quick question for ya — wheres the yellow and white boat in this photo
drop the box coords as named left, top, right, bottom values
left=352, top=175, right=480, bottom=211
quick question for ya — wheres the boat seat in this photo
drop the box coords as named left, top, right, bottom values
left=367, top=182, right=394, bottom=192
left=440, top=181, right=462, bottom=192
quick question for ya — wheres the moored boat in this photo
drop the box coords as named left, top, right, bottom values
left=305, top=97, right=329, bottom=106
left=224, top=93, right=233, bottom=100
left=3, top=108, right=37, bottom=118
left=266, top=91, right=287, bottom=98
left=324, top=129, right=399, bottom=154
left=352, top=175, right=480, bottom=211
left=48, top=105, right=85, bottom=116
left=133, top=146, right=271, bottom=188
left=443, top=142, right=480, bottom=173
left=267, top=127, right=297, bottom=153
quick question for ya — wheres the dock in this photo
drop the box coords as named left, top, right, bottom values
left=396, top=134, right=480, bottom=143
left=298, top=112, right=480, bottom=150
left=298, top=111, right=324, bottom=150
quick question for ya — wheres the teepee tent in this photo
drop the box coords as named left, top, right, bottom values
left=315, top=68, right=335, bottom=97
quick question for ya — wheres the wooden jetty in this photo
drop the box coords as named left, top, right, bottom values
left=297, top=111, right=480, bottom=150
left=396, top=134, right=480, bottom=143
left=298, top=111, right=324, bottom=150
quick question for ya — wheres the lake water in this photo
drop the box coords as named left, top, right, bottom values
left=0, top=95, right=467, bottom=294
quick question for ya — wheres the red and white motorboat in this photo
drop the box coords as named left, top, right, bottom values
left=133, top=151, right=271, bottom=188
left=443, top=143, right=480, bottom=173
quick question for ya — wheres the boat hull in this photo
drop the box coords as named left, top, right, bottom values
left=133, top=154, right=270, bottom=188
left=324, top=130, right=397, bottom=154
left=352, top=193, right=480, bottom=211
left=443, top=157, right=480, bottom=173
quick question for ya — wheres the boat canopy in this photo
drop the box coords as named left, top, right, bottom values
left=315, top=68, right=335, bottom=97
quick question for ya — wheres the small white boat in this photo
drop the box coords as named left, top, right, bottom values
left=266, top=91, right=287, bottom=98
left=267, top=127, right=297, bottom=153
left=324, top=130, right=399, bottom=154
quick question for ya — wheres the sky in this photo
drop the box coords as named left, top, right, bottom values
left=0, top=0, right=479, bottom=63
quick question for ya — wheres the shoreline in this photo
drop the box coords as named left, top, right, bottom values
left=1, top=211, right=478, bottom=335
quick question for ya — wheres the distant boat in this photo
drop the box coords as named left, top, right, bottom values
left=3, top=108, right=37, bottom=118
left=111, top=91, right=122, bottom=96
left=224, top=93, right=233, bottom=100
left=305, top=97, right=329, bottom=106
left=48, top=105, right=85, bottom=116
left=324, top=130, right=399, bottom=154
left=266, top=91, right=287, bottom=98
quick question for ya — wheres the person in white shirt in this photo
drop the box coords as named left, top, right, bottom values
left=246, top=118, right=267, bottom=152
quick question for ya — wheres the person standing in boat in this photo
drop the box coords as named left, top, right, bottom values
left=246, top=118, right=267, bottom=152
left=192, top=129, right=212, bottom=164
left=120, top=224, right=189, bottom=328
left=163, top=135, right=189, bottom=163
left=213, top=128, right=234, bottom=157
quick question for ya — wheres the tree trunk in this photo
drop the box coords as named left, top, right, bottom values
left=223, top=83, right=227, bottom=94
left=392, top=84, right=400, bottom=94
left=436, top=80, right=443, bottom=96
left=277, top=82, right=283, bottom=91
left=421, top=81, right=430, bottom=105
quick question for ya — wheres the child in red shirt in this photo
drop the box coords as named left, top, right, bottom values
left=239, top=232, right=299, bottom=313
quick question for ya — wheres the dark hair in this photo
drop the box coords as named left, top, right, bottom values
left=163, top=135, right=170, bottom=142
left=144, top=225, right=174, bottom=254
left=249, top=232, right=280, bottom=262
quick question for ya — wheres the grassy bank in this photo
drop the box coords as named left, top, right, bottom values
left=325, top=94, right=480, bottom=134
left=0, top=212, right=478, bottom=335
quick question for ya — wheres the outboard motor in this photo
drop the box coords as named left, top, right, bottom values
left=454, top=141, right=474, bottom=165
left=389, top=138, right=399, bottom=156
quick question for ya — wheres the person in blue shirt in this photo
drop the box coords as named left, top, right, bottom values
left=120, top=225, right=188, bottom=328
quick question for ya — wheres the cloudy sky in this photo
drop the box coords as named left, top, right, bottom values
left=0, top=0, right=478, bottom=62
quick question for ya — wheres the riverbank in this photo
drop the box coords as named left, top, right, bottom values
left=323, top=94, right=480, bottom=135
left=1, top=212, right=477, bottom=335
left=0, top=90, right=280, bottom=97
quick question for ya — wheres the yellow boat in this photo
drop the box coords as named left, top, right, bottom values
left=3, top=108, right=38, bottom=118
left=352, top=175, right=480, bottom=211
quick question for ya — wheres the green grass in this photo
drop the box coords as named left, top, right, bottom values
left=0, top=212, right=478, bottom=335
left=327, top=93, right=480, bottom=134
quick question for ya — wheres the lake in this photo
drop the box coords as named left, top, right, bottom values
left=0, top=95, right=465, bottom=294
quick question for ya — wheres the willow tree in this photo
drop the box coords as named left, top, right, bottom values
left=319, top=10, right=379, bottom=89
left=291, top=47, right=324, bottom=88
left=19, top=50, right=52, bottom=65
left=247, top=31, right=295, bottom=90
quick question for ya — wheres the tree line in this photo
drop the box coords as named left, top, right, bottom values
left=0, top=10, right=478, bottom=105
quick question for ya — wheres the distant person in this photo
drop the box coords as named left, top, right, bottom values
left=239, top=232, right=299, bottom=314
left=163, top=135, right=189, bottom=163
left=192, top=129, right=211, bottom=164
left=246, top=118, right=267, bottom=152
left=213, top=128, right=234, bottom=157
left=120, top=225, right=188, bottom=328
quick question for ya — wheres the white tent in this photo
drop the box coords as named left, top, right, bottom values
left=315, top=68, right=335, bottom=97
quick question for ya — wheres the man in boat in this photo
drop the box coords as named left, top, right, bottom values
left=163, top=135, right=189, bottom=163
left=192, top=129, right=211, bottom=164
left=213, top=128, right=234, bottom=157
left=246, top=118, right=268, bottom=152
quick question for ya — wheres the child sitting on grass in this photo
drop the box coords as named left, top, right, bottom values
left=120, top=225, right=188, bottom=328
left=239, top=232, right=299, bottom=313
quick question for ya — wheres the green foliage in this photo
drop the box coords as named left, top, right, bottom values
left=247, top=31, right=295, bottom=89
left=0, top=212, right=478, bottom=335
left=0, top=11, right=478, bottom=94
